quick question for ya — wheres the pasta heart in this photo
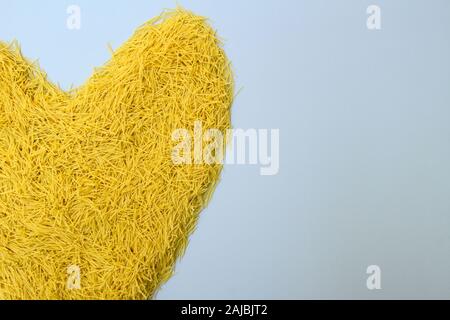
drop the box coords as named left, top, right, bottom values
left=0, top=8, right=233, bottom=300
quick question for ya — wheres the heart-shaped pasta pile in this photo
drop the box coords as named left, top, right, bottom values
left=0, top=8, right=233, bottom=299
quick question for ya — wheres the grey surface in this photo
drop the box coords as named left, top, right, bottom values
left=1, top=0, right=449, bottom=299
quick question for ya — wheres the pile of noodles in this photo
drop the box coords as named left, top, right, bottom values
left=0, top=8, right=233, bottom=299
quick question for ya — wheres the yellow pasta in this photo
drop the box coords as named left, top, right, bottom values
left=0, top=8, right=233, bottom=299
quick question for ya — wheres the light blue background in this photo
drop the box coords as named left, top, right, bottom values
left=1, top=0, right=450, bottom=299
